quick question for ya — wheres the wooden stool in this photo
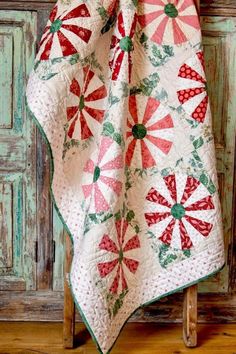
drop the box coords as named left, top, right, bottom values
left=63, top=1, right=200, bottom=348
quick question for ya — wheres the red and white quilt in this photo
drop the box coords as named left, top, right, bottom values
left=26, top=1, right=225, bottom=352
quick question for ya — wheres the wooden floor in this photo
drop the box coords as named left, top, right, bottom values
left=0, top=322, right=235, bottom=353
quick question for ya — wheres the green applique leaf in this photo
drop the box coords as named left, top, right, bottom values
left=142, top=84, right=153, bottom=96
left=102, top=122, right=115, bottom=135
left=199, top=172, right=209, bottom=186
left=192, top=150, right=201, bottom=162
left=148, top=43, right=174, bottom=67
left=42, top=73, right=57, bottom=80
left=161, top=168, right=171, bottom=176
left=190, top=135, right=195, bottom=141
left=126, top=210, right=135, bottom=222
left=109, top=94, right=120, bottom=106
left=147, top=230, right=156, bottom=239
left=208, top=179, right=216, bottom=194
left=51, top=57, right=63, bottom=65
left=158, top=244, right=192, bottom=269
left=102, top=122, right=123, bottom=146
left=183, top=249, right=191, bottom=258
left=199, top=173, right=216, bottom=194
left=175, top=158, right=183, bottom=167
left=113, top=132, right=122, bottom=145
left=163, top=45, right=174, bottom=57
left=193, top=136, right=204, bottom=150
left=186, top=118, right=199, bottom=128
left=97, top=6, right=108, bottom=20
left=89, top=52, right=103, bottom=72
left=158, top=244, right=177, bottom=268
left=121, top=82, right=129, bottom=97
left=132, top=0, right=138, bottom=7
left=84, top=212, right=113, bottom=233
left=130, top=87, right=142, bottom=95
left=114, top=210, right=122, bottom=221
left=125, top=166, right=132, bottom=191
left=130, top=73, right=159, bottom=96
left=89, top=214, right=98, bottom=222
left=112, top=289, right=128, bottom=317
left=189, top=158, right=197, bottom=167
left=69, top=53, right=80, bottom=65
left=134, top=224, right=140, bottom=234
left=155, top=88, right=168, bottom=101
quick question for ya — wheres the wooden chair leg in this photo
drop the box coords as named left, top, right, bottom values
left=183, top=284, right=198, bottom=347
left=63, top=232, right=75, bottom=349
left=183, top=1, right=199, bottom=345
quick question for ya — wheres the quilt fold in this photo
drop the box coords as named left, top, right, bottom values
left=26, top=1, right=225, bottom=352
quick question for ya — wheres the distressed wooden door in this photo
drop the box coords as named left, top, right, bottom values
left=0, top=11, right=37, bottom=291
left=198, top=15, right=236, bottom=292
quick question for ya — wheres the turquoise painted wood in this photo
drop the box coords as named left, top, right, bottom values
left=0, top=33, right=12, bottom=129
left=0, top=11, right=37, bottom=291
left=53, top=210, right=64, bottom=291
left=198, top=16, right=236, bottom=292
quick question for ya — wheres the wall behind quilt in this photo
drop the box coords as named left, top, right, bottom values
left=0, top=0, right=235, bottom=322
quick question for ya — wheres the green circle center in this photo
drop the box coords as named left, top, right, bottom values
left=50, top=19, right=62, bottom=33
left=93, top=166, right=100, bottom=183
left=119, top=36, right=133, bottom=52
left=171, top=203, right=185, bottom=219
left=164, top=3, right=178, bottom=18
left=118, top=249, right=123, bottom=263
left=132, top=124, right=147, bottom=139
left=79, top=95, right=85, bottom=111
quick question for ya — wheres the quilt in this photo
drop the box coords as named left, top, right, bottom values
left=26, top=0, right=225, bottom=352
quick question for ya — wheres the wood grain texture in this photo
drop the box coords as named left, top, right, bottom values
left=63, top=233, right=75, bottom=349
left=0, top=10, right=37, bottom=291
left=183, top=285, right=198, bottom=347
left=0, top=182, right=13, bottom=268
left=0, top=2, right=55, bottom=11
left=198, top=15, right=236, bottom=294
left=0, top=322, right=235, bottom=354
left=0, top=291, right=235, bottom=323
left=229, top=138, right=236, bottom=292
left=52, top=210, right=64, bottom=291
left=36, top=127, right=53, bottom=290
left=0, top=0, right=229, bottom=16
left=201, top=0, right=236, bottom=17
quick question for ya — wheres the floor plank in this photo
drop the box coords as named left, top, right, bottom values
left=0, top=322, right=235, bottom=353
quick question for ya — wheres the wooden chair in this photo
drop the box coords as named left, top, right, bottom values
left=63, top=0, right=200, bottom=348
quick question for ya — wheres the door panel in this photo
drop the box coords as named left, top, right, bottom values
left=0, top=181, right=13, bottom=269
left=0, top=33, right=13, bottom=128
left=198, top=16, right=236, bottom=292
left=0, top=11, right=37, bottom=291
